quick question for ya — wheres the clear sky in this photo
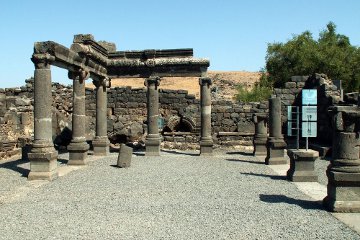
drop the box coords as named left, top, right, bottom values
left=0, top=0, right=359, bottom=88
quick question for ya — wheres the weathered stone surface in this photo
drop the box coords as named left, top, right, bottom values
left=287, top=149, right=318, bottom=182
left=116, top=144, right=132, bottom=168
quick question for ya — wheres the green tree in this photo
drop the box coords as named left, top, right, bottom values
left=265, top=22, right=360, bottom=92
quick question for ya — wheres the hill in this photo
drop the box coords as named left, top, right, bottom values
left=88, top=71, right=261, bottom=101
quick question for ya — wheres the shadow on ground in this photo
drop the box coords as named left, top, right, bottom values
left=161, top=150, right=199, bottom=156
left=241, top=172, right=286, bottom=180
left=259, top=194, right=324, bottom=210
left=0, top=158, right=29, bottom=177
left=226, top=151, right=253, bottom=156
left=226, top=158, right=263, bottom=165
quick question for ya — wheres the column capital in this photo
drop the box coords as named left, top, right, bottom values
left=31, top=53, right=55, bottom=69
left=68, top=68, right=90, bottom=83
left=253, top=113, right=268, bottom=123
left=93, top=77, right=111, bottom=89
left=199, top=77, right=212, bottom=86
left=144, top=76, right=161, bottom=87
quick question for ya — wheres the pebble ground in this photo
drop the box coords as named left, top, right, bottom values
left=0, top=150, right=359, bottom=240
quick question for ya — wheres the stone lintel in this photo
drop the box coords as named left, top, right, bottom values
left=107, top=58, right=209, bottom=78
left=33, top=41, right=107, bottom=78
left=108, top=48, right=194, bottom=59
left=73, top=34, right=108, bottom=57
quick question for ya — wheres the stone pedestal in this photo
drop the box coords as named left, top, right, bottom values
left=67, top=70, right=89, bottom=165
left=287, top=149, right=318, bottom=182
left=92, top=78, right=109, bottom=156
left=265, top=97, right=287, bottom=165
left=253, top=113, right=268, bottom=156
left=145, top=77, right=161, bottom=156
left=28, top=54, right=58, bottom=181
left=117, top=144, right=132, bottom=168
left=199, top=77, right=213, bottom=156
left=323, top=106, right=360, bottom=212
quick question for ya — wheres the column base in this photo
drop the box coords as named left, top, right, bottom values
left=253, top=137, right=267, bottom=156
left=67, top=141, right=89, bottom=165
left=286, top=149, right=318, bottom=182
left=92, top=137, right=109, bottom=156
left=200, top=140, right=213, bottom=156
left=28, top=151, right=58, bottom=181
left=323, top=171, right=360, bottom=212
left=145, top=135, right=161, bottom=156
left=265, top=137, right=287, bottom=165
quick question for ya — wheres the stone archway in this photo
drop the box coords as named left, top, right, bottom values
left=164, top=115, right=196, bottom=133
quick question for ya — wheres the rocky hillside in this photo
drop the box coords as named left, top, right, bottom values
left=91, top=71, right=261, bottom=101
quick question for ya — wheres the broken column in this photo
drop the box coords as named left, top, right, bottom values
left=265, top=96, right=287, bottom=165
left=28, top=53, right=58, bottom=180
left=145, top=76, right=161, bottom=156
left=286, top=149, right=318, bottom=182
left=253, top=113, right=268, bottom=156
left=67, top=69, right=90, bottom=165
left=199, top=77, right=213, bottom=155
left=92, top=78, right=110, bottom=156
left=323, top=105, right=360, bottom=212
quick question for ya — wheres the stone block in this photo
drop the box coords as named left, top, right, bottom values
left=285, top=82, right=296, bottom=89
left=117, top=144, right=132, bottom=168
left=286, top=149, right=318, bottom=182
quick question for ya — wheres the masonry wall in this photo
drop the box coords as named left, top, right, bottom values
left=0, top=73, right=341, bottom=159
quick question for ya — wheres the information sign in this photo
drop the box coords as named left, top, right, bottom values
left=302, top=89, right=317, bottom=105
left=302, top=106, right=317, bottom=121
left=302, top=121, right=317, bottom=137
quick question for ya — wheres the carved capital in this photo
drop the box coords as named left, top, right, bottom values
left=199, top=77, right=212, bottom=86
left=68, top=68, right=90, bottom=83
left=144, top=76, right=161, bottom=87
left=93, top=77, right=110, bottom=89
left=31, top=53, right=55, bottom=69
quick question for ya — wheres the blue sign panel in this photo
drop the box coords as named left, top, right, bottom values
left=302, top=106, right=317, bottom=121
left=302, top=89, right=317, bottom=105
left=302, top=121, right=317, bottom=137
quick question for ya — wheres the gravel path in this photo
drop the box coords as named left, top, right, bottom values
left=0, top=150, right=359, bottom=240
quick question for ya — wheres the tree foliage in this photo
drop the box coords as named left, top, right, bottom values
left=234, top=69, right=272, bottom=103
left=265, top=22, right=360, bottom=92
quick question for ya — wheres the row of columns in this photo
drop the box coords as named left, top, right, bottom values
left=28, top=56, right=110, bottom=180
left=28, top=65, right=214, bottom=180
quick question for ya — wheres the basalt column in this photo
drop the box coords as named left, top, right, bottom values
left=199, top=77, right=213, bottom=155
left=265, top=97, right=287, bottom=165
left=67, top=70, right=90, bottom=165
left=253, top=113, right=268, bottom=156
left=145, top=76, right=161, bottom=156
left=324, top=105, right=360, bottom=212
left=92, top=78, right=110, bottom=156
left=28, top=54, right=58, bottom=181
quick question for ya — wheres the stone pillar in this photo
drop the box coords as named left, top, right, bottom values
left=265, top=97, right=287, bottom=165
left=92, top=78, right=110, bottom=156
left=199, top=77, right=213, bottom=155
left=67, top=69, right=90, bottom=165
left=324, top=105, right=360, bottom=212
left=28, top=53, right=58, bottom=181
left=286, top=149, right=318, bottom=182
left=145, top=76, right=161, bottom=156
left=253, top=113, right=268, bottom=156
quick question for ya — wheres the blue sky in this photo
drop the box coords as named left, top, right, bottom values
left=0, top=0, right=359, bottom=88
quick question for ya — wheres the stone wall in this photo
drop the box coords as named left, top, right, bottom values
left=0, top=73, right=341, bottom=159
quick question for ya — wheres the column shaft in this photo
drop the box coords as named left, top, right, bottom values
left=67, top=70, right=89, bottom=164
left=145, top=77, right=161, bottom=156
left=265, top=97, right=286, bottom=164
left=199, top=77, right=213, bottom=155
left=28, top=56, right=58, bottom=181
left=93, top=79, right=109, bottom=156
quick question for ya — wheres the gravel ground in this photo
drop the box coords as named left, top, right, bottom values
left=0, top=150, right=359, bottom=240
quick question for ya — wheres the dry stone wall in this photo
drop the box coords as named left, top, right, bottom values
left=0, top=73, right=341, bottom=159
